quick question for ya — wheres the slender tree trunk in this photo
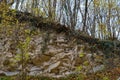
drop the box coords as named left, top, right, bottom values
left=107, top=0, right=112, bottom=38
left=92, top=1, right=96, bottom=37
left=83, top=0, right=88, bottom=32
left=15, top=0, right=20, bottom=9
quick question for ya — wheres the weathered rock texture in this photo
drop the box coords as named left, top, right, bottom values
left=0, top=11, right=120, bottom=78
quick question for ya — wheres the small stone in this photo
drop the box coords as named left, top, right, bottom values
left=4, top=71, right=19, bottom=76
left=93, top=65, right=105, bottom=73
left=30, top=66, right=41, bottom=71
left=45, top=61, right=61, bottom=73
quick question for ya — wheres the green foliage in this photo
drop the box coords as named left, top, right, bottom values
left=97, top=40, right=115, bottom=58
left=0, top=2, right=18, bottom=41
left=12, top=28, right=31, bottom=63
left=76, top=73, right=86, bottom=80
left=76, top=65, right=83, bottom=71
left=0, top=77, right=13, bottom=80
left=94, top=0, right=100, bottom=7
left=15, top=32, right=31, bottom=80
left=102, top=76, right=110, bottom=80
left=0, top=3, right=17, bottom=25
left=98, top=23, right=110, bottom=39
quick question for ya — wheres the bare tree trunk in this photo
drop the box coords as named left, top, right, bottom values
left=48, top=0, right=52, bottom=18
left=91, top=1, right=96, bottom=37
left=15, top=0, right=20, bottom=9
left=83, top=0, right=88, bottom=32
left=107, top=0, right=112, bottom=38
left=53, top=0, right=57, bottom=20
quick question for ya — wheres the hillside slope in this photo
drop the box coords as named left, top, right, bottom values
left=0, top=11, right=120, bottom=80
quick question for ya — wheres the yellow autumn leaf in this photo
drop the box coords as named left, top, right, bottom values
left=25, top=29, right=31, bottom=34
left=76, top=66, right=83, bottom=71
left=79, top=52, right=85, bottom=58
left=83, top=61, right=89, bottom=66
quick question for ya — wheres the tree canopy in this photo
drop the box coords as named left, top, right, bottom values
left=0, top=0, right=120, bottom=40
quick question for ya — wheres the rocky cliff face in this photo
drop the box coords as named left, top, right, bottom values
left=0, top=22, right=119, bottom=77
left=0, top=26, right=108, bottom=77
